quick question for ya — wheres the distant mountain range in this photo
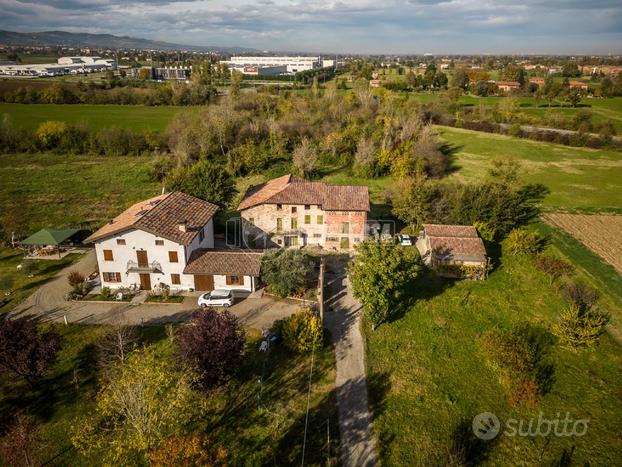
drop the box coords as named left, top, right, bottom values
left=0, top=30, right=260, bottom=53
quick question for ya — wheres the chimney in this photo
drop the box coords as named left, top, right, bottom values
left=177, top=220, right=187, bottom=232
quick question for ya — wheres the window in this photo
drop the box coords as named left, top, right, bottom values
left=103, top=272, right=121, bottom=282
left=171, top=274, right=181, bottom=285
left=116, top=239, right=126, bottom=245
left=226, top=275, right=244, bottom=285
left=291, top=218, right=298, bottom=230
left=291, top=206, right=297, bottom=214
left=103, top=249, right=113, bottom=261
left=304, top=204, right=310, bottom=210
left=168, top=251, right=179, bottom=263
left=340, top=237, right=350, bottom=250
left=341, top=222, right=350, bottom=234
left=304, top=215, right=311, bottom=225
left=248, top=217, right=255, bottom=225
left=276, top=218, right=283, bottom=232
left=313, top=233, right=322, bottom=238
left=199, top=228, right=205, bottom=243
left=277, top=204, right=282, bottom=210
left=317, top=215, right=324, bottom=224
left=277, top=239, right=282, bottom=245
left=155, top=239, right=164, bottom=246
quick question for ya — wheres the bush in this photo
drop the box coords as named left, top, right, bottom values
left=177, top=310, right=245, bottom=391
left=504, top=228, right=544, bottom=256
left=100, top=287, right=112, bottom=300
left=561, top=280, right=599, bottom=312
left=280, top=308, right=323, bottom=353
left=552, top=304, right=610, bottom=350
left=535, top=254, right=573, bottom=284
left=479, top=327, right=543, bottom=407
left=36, top=121, right=67, bottom=150
left=261, top=249, right=314, bottom=298
left=67, top=270, right=86, bottom=290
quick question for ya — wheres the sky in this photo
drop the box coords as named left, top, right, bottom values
left=1, top=0, right=621, bottom=54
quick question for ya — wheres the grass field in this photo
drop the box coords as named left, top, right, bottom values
left=0, top=324, right=339, bottom=465
left=0, top=103, right=193, bottom=131
left=0, top=153, right=159, bottom=234
left=364, top=248, right=622, bottom=466
left=0, top=248, right=80, bottom=311
left=439, top=126, right=622, bottom=211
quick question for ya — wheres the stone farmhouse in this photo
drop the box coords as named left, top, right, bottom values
left=85, top=192, right=262, bottom=293
left=238, top=174, right=370, bottom=251
left=416, top=224, right=488, bottom=278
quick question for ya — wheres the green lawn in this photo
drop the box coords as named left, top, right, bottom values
left=0, top=103, right=194, bottom=131
left=0, top=325, right=339, bottom=465
left=365, top=250, right=622, bottom=466
left=0, top=153, right=160, bottom=234
left=439, top=126, right=622, bottom=211
left=0, top=248, right=81, bottom=312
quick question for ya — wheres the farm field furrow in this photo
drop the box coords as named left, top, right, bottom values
left=542, top=213, right=622, bottom=274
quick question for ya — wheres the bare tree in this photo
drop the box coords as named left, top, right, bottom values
left=292, top=138, right=318, bottom=179
left=353, top=137, right=376, bottom=178
left=97, top=325, right=138, bottom=372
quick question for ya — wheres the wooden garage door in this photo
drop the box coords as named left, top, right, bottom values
left=194, top=275, right=214, bottom=291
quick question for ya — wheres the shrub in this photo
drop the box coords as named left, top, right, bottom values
left=504, top=228, right=544, bottom=256
left=261, top=249, right=314, bottom=298
left=280, top=308, right=323, bottom=353
left=535, top=254, right=573, bottom=284
left=561, top=280, right=599, bottom=312
left=100, top=287, right=112, bottom=300
left=36, top=121, right=67, bottom=150
left=479, top=327, right=543, bottom=407
left=552, top=304, right=610, bottom=350
left=67, top=270, right=85, bottom=290
left=176, top=310, right=245, bottom=391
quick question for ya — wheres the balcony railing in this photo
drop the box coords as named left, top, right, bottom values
left=126, top=260, right=163, bottom=273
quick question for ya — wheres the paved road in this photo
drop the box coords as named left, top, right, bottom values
left=324, top=257, right=379, bottom=467
left=11, top=250, right=298, bottom=329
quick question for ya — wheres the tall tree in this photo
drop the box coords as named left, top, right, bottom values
left=177, top=310, right=245, bottom=391
left=165, top=160, right=236, bottom=208
left=0, top=317, right=62, bottom=387
left=348, top=241, right=420, bottom=330
left=292, top=138, right=318, bottom=179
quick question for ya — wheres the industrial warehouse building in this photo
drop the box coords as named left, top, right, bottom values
left=221, top=56, right=335, bottom=75
left=0, top=56, right=116, bottom=77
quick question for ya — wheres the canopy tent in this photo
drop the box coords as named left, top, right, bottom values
left=21, top=229, right=81, bottom=258
left=21, top=228, right=80, bottom=246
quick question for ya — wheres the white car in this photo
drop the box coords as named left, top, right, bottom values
left=197, top=289, right=234, bottom=308
left=398, top=234, right=412, bottom=246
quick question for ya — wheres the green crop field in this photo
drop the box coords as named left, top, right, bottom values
left=364, top=248, right=622, bottom=466
left=0, top=103, right=195, bottom=131
left=0, top=152, right=160, bottom=234
left=438, top=126, right=622, bottom=212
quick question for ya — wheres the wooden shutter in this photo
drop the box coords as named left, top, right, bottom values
left=103, top=249, right=113, bottom=261
left=168, top=251, right=179, bottom=263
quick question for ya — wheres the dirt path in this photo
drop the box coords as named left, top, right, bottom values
left=324, top=258, right=379, bottom=467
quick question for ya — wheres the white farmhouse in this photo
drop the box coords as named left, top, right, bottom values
left=85, top=192, right=262, bottom=293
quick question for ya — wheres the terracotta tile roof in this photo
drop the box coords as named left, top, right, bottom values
left=423, top=224, right=479, bottom=238
left=184, top=249, right=263, bottom=276
left=238, top=175, right=370, bottom=212
left=495, top=80, right=521, bottom=87
left=85, top=192, right=218, bottom=246
left=429, top=236, right=487, bottom=261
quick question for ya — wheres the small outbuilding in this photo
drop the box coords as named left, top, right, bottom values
left=416, top=224, right=488, bottom=279
left=21, top=228, right=87, bottom=258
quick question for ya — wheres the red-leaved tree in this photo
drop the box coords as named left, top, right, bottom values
left=0, top=317, right=62, bottom=387
left=177, top=310, right=244, bottom=391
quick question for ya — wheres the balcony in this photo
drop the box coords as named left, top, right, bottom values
left=126, top=260, right=163, bottom=274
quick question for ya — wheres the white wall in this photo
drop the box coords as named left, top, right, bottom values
left=213, top=275, right=256, bottom=293
left=94, top=221, right=213, bottom=291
